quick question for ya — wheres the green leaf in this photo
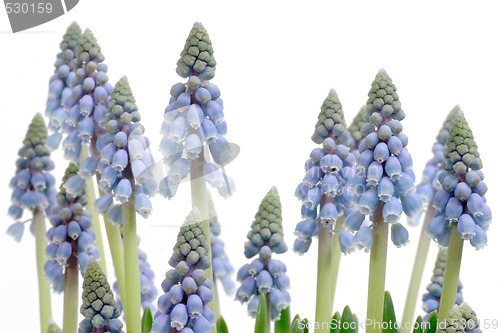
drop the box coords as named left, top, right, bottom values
left=412, top=316, right=423, bottom=333
left=275, top=306, right=291, bottom=333
left=290, top=315, right=301, bottom=333
left=353, top=314, right=359, bottom=333
left=255, top=293, right=269, bottom=333
left=141, top=307, right=153, bottom=333
left=218, top=316, right=229, bottom=333
left=382, top=291, right=397, bottom=333
left=424, top=311, right=438, bottom=333
left=340, top=306, right=356, bottom=333
left=331, top=311, right=341, bottom=333
left=301, top=318, right=309, bottom=333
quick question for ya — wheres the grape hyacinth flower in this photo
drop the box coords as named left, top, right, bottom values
left=438, top=303, right=482, bottom=333
left=235, top=187, right=291, bottom=323
left=6, top=114, right=56, bottom=333
left=159, top=22, right=236, bottom=199
left=401, top=107, right=461, bottom=331
left=79, top=257, right=123, bottom=333
left=208, top=192, right=235, bottom=295
left=152, top=208, right=215, bottom=333
left=293, top=89, right=356, bottom=332
left=424, top=112, right=491, bottom=323
left=348, top=70, right=422, bottom=333
left=421, top=249, right=463, bottom=322
left=44, top=163, right=100, bottom=292
left=45, top=22, right=82, bottom=150
left=94, top=76, right=157, bottom=332
left=347, top=106, right=367, bottom=156
left=113, top=244, right=158, bottom=313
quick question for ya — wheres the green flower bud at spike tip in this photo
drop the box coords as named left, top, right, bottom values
left=311, top=89, right=350, bottom=145
left=73, top=28, right=105, bottom=69
left=348, top=106, right=367, bottom=150
left=169, top=208, right=211, bottom=269
left=80, top=257, right=122, bottom=332
left=106, top=76, right=140, bottom=123
left=24, top=113, right=48, bottom=147
left=176, top=22, right=216, bottom=80
left=48, top=320, right=62, bottom=333
left=437, top=303, right=482, bottom=333
left=245, top=186, right=287, bottom=257
left=59, top=22, right=81, bottom=54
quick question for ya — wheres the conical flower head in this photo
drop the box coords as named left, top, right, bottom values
left=46, top=22, right=82, bottom=137
left=427, top=112, right=490, bottom=249
left=79, top=257, right=123, bottom=333
left=412, top=107, right=461, bottom=226
left=421, top=249, right=463, bottom=319
left=95, top=77, right=156, bottom=217
left=60, top=28, right=112, bottom=162
left=245, top=187, right=287, bottom=258
left=44, top=162, right=99, bottom=293
left=168, top=208, right=211, bottom=270
left=311, top=89, right=350, bottom=145
left=160, top=22, right=236, bottom=200
left=347, top=106, right=367, bottom=151
left=346, top=70, right=422, bottom=250
left=176, top=22, right=216, bottom=80
left=7, top=114, right=56, bottom=242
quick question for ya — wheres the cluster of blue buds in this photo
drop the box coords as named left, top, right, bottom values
left=159, top=22, right=236, bottom=199
left=293, top=90, right=356, bottom=255
left=422, top=249, right=463, bottom=321
left=79, top=257, right=123, bottom=333
left=426, top=112, right=490, bottom=249
left=411, top=107, right=461, bottom=226
left=60, top=28, right=113, bottom=163
left=45, top=22, right=82, bottom=150
left=44, top=163, right=100, bottom=292
left=152, top=208, right=215, bottom=333
left=346, top=70, right=422, bottom=251
left=93, top=77, right=157, bottom=219
left=7, top=114, right=56, bottom=242
left=113, top=244, right=158, bottom=313
left=236, top=187, right=291, bottom=321
left=438, top=303, right=482, bottom=333
left=208, top=192, right=235, bottom=295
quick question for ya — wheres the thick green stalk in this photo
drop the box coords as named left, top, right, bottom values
left=190, top=153, right=218, bottom=333
left=123, top=198, right=141, bottom=333
left=80, top=146, right=107, bottom=275
left=401, top=203, right=435, bottom=332
left=366, top=203, right=388, bottom=333
left=33, top=209, right=52, bottom=333
left=330, top=215, right=345, bottom=307
left=62, top=254, right=79, bottom=333
left=437, top=224, right=463, bottom=323
left=97, top=175, right=127, bottom=322
left=315, top=222, right=333, bottom=333
left=266, top=294, right=272, bottom=333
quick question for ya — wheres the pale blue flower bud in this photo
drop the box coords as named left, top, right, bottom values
left=93, top=194, right=113, bottom=214
left=358, top=188, right=379, bottom=215
left=111, top=149, right=128, bottom=172
left=401, top=192, right=422, bottom=217
left=445, top=197, right=463, bottom=222
left=385, top=156, right=402, bottom=181
left=367, top=161, right=383, bottom=186
left=170, top=303, right=188, bottom=330
left=377, top=176, right=394, bottom=202
left=339, top=231, right=355, bottom=254
left=319, top=203, right=338, bottom=226
left=466, top=193, right=484, bottom=217
left=391, top=223, right=409, bottom=247
left=135, top=193, right=152, bottom=218
left=373, top=142, right=390, bottom=163
left=383, top=197, right=403, bottom=223
left=6, top=222, right=24, bottom=242
left=353, top=226, right=373, bottom=251
left=470, top=225, right=487, bottom=249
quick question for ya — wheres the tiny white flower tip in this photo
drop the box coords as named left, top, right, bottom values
left=88, top=256, right=98, bottom=264
left=378, top=68, right=387, bottom=74
left=329, top=88, right=337, bottom=95
left=84, top=28, right=91, bottom=34
left=194, top=22, right=205, bottom=29
left=270, top=186, right=279, bottom=195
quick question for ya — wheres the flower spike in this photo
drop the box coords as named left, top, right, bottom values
left=79, top=257, right=123, bottom=333
left=236, top=187, right=291, bottom=321
left=426, top=111, right=490, bottom=249
left=160, top=22, right=237, bottom=199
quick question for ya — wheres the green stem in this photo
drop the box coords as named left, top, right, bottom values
left=437, top=223, right=463, bottom=323
left=366, top=203, right=388, bottom=333
left=97, top=175, right=127, bottom=322
left=80, top=146, right=107, bottom=276
left=33, top=209, right=52, bottom=333
left=330, top=215, right=345, bottom=308
left=315, top=223, right=333, bottom=333
left=190, top=153, right=218, bottom=333
left=401, top=203, right=435, bottom=332
left=62, top=254, right=79, bottom=333
left=123, top=198, right=141, bottom=333
left=266, top=294, right=271, bottom=333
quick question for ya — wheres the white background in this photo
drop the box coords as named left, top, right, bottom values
left=1, top=1, right=499, bottom=332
